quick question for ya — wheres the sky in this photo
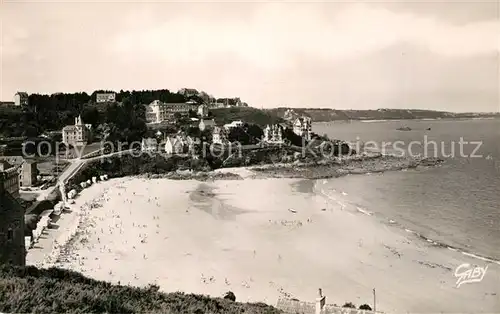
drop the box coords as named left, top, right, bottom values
left=1, top=0, right=499, bottom=112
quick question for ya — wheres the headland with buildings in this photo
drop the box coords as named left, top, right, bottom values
left=0, top=87, right=496, bottom=314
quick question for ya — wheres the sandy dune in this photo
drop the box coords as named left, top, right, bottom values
left=29, top=175, right=500, bottom=313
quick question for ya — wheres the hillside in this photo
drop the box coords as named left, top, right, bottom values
left=210, top=107, right=285, bottom=126
left=267, top=108, right=500, bottom=122
left=0, top=266, right=281, bottom=314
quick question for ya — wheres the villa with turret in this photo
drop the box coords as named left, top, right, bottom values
left=62, top=115, right=93, bottom=147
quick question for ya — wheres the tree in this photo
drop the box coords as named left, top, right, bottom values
left=359, top=304, right=372, bottom=311
left=246, top=124, right=263, bottom=144
left=22, top=125, right=39, bottom=137
left=81, top=106, right=100, bottom=127
left=282, top=127, right=303, bottom=147
left=185, top=126, right=201, bottom=138
left=223, top=291, right=236, bottom=302
left=342, top=302, right=356, bottom=309
left=228, top=127, right=250, bottom=145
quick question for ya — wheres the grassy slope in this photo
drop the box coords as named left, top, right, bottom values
left=0, top=266, right=282, bottom=314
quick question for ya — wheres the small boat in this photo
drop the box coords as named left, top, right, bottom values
left=288, top=208, right=297, bottom=213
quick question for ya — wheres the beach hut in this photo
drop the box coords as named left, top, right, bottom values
left=92, top=176, right=97, bottom=183
left=32, top=229, right=41, bottom=242
left=103, top=174, right=109, bottom=180
left=80, top=182, right=87, bottom=188
left=86, top=179, right=92, bottom=185
left=25, top=236, right=32, bottom=250
left=40, top=210, right=53, bottom=224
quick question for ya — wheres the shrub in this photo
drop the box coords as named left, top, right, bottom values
left=0, top=266, right=280, bottom=314
left=342, top=302, right=356, bottom=308
left=359, top=304, right=372, bottom=310
left=223, top=291, right=236, bottom=302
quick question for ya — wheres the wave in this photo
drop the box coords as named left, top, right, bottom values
left=356, top=206, right=373, bottom=216
left=313, top=179, right=500, bottom=266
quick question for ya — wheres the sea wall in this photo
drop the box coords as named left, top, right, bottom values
left=276, top=298, right=377, bottom=314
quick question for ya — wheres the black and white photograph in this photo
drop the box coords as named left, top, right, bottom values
left=0, top=1, right=499, bottom=313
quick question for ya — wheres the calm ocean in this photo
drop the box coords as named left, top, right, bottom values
left=313, top=118, right=500, bottom=261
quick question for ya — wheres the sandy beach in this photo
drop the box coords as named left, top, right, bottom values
left=26, top=170, right=500, bottom=313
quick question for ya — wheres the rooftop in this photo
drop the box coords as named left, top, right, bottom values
left=0, top=156, right=24, bottom=167
left=0, top=160, right=14, bottom=171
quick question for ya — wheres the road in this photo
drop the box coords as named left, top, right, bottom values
left=81, top=148, right=137, bottom=162
left=35, top=149, right=137, bottom=202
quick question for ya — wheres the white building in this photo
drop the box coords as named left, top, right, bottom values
left=96, top=92, right=116, bottom=103
left=14, top=92, right=29, bottom=107
left=263, top=124, right=284, bottom=144
left=141, top=138, right=158, bottom=152
left=178, top=88, right=199, bottom=97
left=165, top=136, right=189, bottom=154
left=145, top=100, right=171, bottom=124
left=199, top=119, right=216, bottom=131
left=145, top=100, right=199, bottom=123
left=292, top=117, right=312, bottom=141
left=223, top=120, right=244, bottom=131
left=62, top=115, right=92, bottom=147
left=212, top=126, right=227, bottom=144
left=197, top=104, right=208, bottom=117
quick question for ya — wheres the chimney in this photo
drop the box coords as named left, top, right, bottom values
left=315, top=288, right=326, bottom=314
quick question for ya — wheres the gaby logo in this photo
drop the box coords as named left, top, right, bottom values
left=454, top=263, right=488, bottom=288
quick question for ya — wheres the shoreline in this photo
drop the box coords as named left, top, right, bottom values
left=246, top=155, right=441, bottom=180
left=29, top=154, right=444, bottom=269
left=27, top=169, right=500, bottom=313
left=313, top=178, right=500, bottom=266
left=99, top=154, right=443, bottom=183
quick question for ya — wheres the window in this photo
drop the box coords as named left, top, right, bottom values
left=7, top=228, right=13, bottom=241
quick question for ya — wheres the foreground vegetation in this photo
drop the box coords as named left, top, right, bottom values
left=0, top=266, right=281, bottom=314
